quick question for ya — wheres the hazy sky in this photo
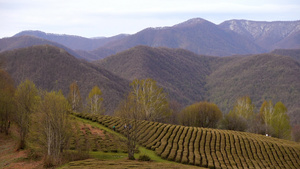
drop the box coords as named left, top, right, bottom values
left=0, top=0, right=299, bottom=38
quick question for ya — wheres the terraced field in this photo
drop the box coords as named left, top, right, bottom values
left=69, top=116, right=128, bottom=153
left=75, top=113, right=300, bottom=169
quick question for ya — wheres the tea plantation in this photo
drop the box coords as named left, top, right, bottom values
left=74, top=113, right=300, bottom=169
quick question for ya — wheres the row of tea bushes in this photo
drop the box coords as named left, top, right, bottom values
left=74, top=112, right=300, bottom=169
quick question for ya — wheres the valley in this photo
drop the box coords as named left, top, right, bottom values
left=0, top=17, right=300, bottom=168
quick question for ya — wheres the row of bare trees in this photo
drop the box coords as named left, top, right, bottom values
left=113, top=78, right=295, bottom=159
left=68, top=82, right=104, bottom=114
left=0, top=65, right=104, bottom=166
left=220, top=96, right=292, bottom=139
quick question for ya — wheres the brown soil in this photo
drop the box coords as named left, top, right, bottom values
left=79, top=124, right=106, bottom=139
left=0, top=130, right=43, bottom=169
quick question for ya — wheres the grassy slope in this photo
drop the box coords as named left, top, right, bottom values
left=59, top=159, right=206, bottom=169
left=0, top=127, right=44, bottom=169
left=59, top=115, right=206, bottom=169
left=1, top=116, right=205, bottom=169
left=72, top=115, right=169, bottom=162
left=77, top=113, right=300, bottom=169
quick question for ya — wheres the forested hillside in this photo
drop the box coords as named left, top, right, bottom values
left=207, top=53, right=300, bottom=124
left=96, top=46, right=300, bottom=125
left=96, top=45, right=214, bottom=104
left=0, top=45, right=129, bottom=113
left=271, top=49, right=300, bottom=63
left=0, top=36, right=82, bottom=59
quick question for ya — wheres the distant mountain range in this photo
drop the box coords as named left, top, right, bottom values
left=3, top=18, right=299, bottom=60
left=220, top=20, right=300, bottom=50
left=1, top=17, right=300, bottom=124
left=13, top=30, right=128, bottom=51
left=95, top=46, right=300, bottom=125
left=1, top=44, right=300, bottom=124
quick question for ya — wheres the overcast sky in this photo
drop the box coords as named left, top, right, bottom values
left=0, top=0, right=299, bottom=38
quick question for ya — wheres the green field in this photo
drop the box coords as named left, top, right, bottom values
left=75, top=112, right=300, bottom=169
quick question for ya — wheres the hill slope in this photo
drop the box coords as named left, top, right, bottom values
left=77, top=113, right=300, bottom=169
left=14, top=30, right=128, bottom=51
left=92, top=18, right=264, bottom=59
left=207, top=53, right=300, bottom=124
left=95, top=46, right=300, bottom=124
left=0, top=35, right=83, bottom=59
left=0, top=45, right=129, bottom=113
left=219, top=20, right=300, bottom=50
left=271, top=49, right=300, bottom=63
left=96, top=45, right=214, bottom=104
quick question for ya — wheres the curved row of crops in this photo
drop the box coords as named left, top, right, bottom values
left=74, top=113, right=300, bottom=169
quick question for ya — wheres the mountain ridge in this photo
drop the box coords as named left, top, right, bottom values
left=96, top=46, right=300, bottom=125
left=92, top=18, right=265, bottom=59
left=14, top=30, right=128, bottom=51
left=96, top=45, right=214, bottom=104
left=0, top=35, right=83, bottom=59
left=219, top=20, right=300, bottom=50
left=0, top=45, right=130, bottom=114
left=4, top=18, right=300, bottom=61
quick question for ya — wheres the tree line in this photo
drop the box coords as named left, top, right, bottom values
left=112, top=78, right=297, bottom=159
left=113, top=78, right=293, bottom=140
left=0, top=64, right=298, bottom=164
left=0, top=66, right=103, bottom=166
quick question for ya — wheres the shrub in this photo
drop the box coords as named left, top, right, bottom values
left=138, top=154, right=151, bottom=161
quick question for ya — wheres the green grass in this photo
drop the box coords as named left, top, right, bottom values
left=59, top=158, right=208, bottom=169
left=72, top=114, right=172, bottom=163
left=75, top=113, right=300, bottom=169
left=89, top=151, right=127, bottom=160
left=138, top=146, right=171, bottom=163
left=72, top=115, right=126, bottom=139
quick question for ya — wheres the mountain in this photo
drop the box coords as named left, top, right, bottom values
left=95, top=46, right=300, bottom=125
left=219, top=20, right=300, bottom=50
left=14, top=30, right=128, bottom=51
left=207, top=53, right=300, bottom=125
left=271, top=49, right=300, bottom=63
left=8, top=18, right=299, bottom=61
left=91, top=18, right=265, bottom=59
left=0, top=45, right=130, bottom=114
left=95, top=45, right=214, bottom=104
left=0, top=35, right=83, bottom=59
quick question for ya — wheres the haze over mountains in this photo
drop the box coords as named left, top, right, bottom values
left=0, top=17, right=300, bottom=124
left=14, top=31, right=128, bottom=51
left=4, top=18, right=299, bottom=60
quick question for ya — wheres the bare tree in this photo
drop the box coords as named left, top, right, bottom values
left=68, top=81, right=82, bottom=112
left=115, top=97, right=140, bottom=160
left=87, top=85, right=104, bottom=114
